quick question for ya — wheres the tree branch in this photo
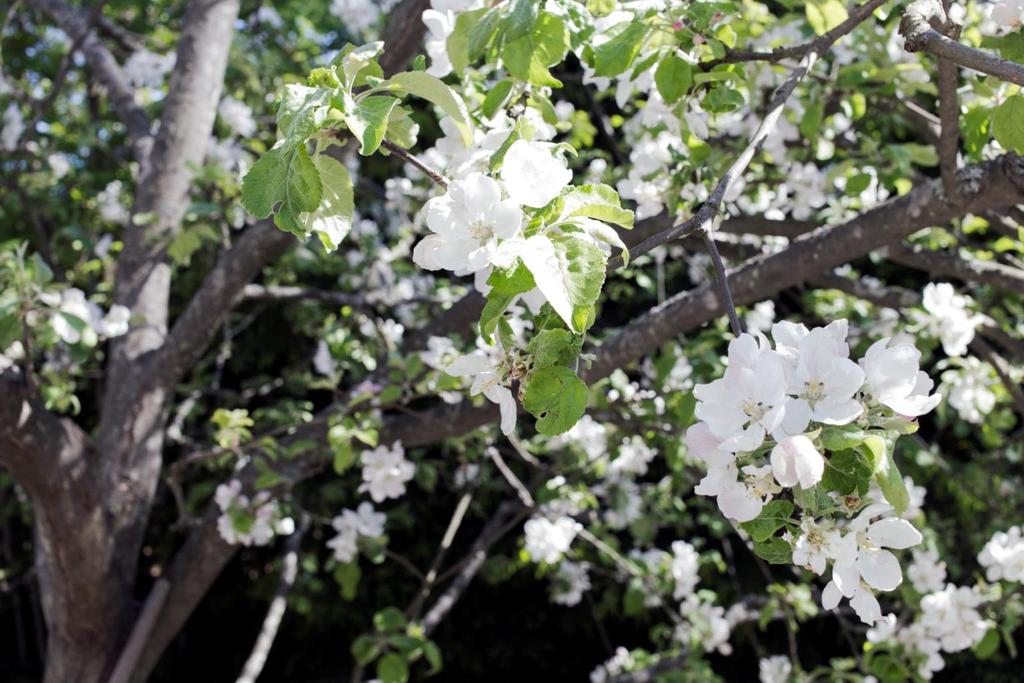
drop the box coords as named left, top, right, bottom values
left=886, top=242, right=1024, bottom=294
left=899, top=0, right=1024, bottom=86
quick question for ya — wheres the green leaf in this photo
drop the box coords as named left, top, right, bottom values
left=593, top=22, right=650, bottom=77
left=385, top=106, right=420, bottom=149
left=517, top=233, right=607, bottom=333
left=377, top=653, right=409, bottom=683
left=302, top=155, right=354, bottom=252
left=383, top=71, right=474, bottom=145
left=276, top=84, right=333, bottom=146
left=981, top=32, right=1024, bottom=62
left=527, top=328, right=580, bottom=367
left=422, top=640, right=443, bottom=674
left=992, top=95, right=1024, bottom=154
left=481, top=79, right=515, bottom=120
left=480, top=260, right=536, bottom=339
left=558, top=184, right=634, bottom=228
left=702, top=86, right=744, bottom=113
left=469, top=7, right=504, bottom=62
left=973, top=628, right=1000, bottom=659
left=523, top=366, right=589, bottom=435
left=242, top=145, right=324, bottom=234
left=336, top=42, right=385, bottom=88
left=351, top=634, right=381, bottom=665
left=373, top=606, right=407, bottom=633
left=821, top=449, right=872, bottom=496
left=333, top=562, right=361, bottom=601
left=799, top=100, right=824, bottom=141
left=344, top=96, right=399, bottom=155
left=504, top=0, right=539, bottom=41
left=752, top=537, right=792, bottom=564
left=501, top=12, right=569, bottom=87
left=654, top=53, right=692, bottom=104
left=446, top=8, right=487, bottom=74
left=806, top=0, right=848, bottom=35
left=819, top=425, right=868, bottom=452
left=874, top=450, right=909, bottom=515
left=740, top=500, right=794, bottom=542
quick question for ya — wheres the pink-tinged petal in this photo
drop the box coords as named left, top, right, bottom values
left=867, top=518, right=923, bottom=550
left=717, top=483, right=762, bottom=522
left=857, top=548, right=902, bottom=591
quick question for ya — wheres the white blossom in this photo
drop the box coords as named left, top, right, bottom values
left=330, top=0, right=381, bottom=34
left=758, top=655, right=792, bottom=683
left=445, top=349, right=517, bottom=435
left=978, top=526, right=1024, bottom=583
left=694, top=332, right=788, bottom=452
left=822, top=503, right=922, bottom=625
left=670, top=540, right=700, bottom=598
left=550, top=560, right=591, bottom=606
left=920, top=584, right=989, bottom=652
left=218, top=97, right=257, bottom=137
left=499, top=140, right=572, bottom=208
left=215, top=479, right=292, bottom=546
left=327, top=501, right=386, bottom=563
left=359, top=442, right=415, bottom=502
left=917, top=282, right=980, bottom=357
left=97, top=180, right=130, bottom=225
left=908, top=548, right=948, bottom=594
left=942, top=357, right=996, bottom=424
left=2, top=103, right=23, bottom=150
left=770, top=434, right=825, bottom=489
left=861, top=338, right=941, bottom=417
left=413, top=172, right=522, bottom=274
left=524, top=515, right=580, bottom=564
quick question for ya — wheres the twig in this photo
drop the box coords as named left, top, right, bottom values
left=421, top=502, right=527, bottom=636
left=702, top=229, right=743, bottom=336
left=235, top=516, right=309, bottom=683
left=935, top=1, right=962, bottom=204
left=488, top=445, right=535, bottom=507
left=379, top=138, right=449, bottom=189
left=405, top=491, right=474, bottom=620
left=900, top=0, right=1024, bottom=86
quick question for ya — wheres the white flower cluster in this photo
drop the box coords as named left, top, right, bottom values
left=2, top=102, right=24, bottom=151
left=97, top=180, right=130, bottom=224
left=686, top=320, right=942, bottom=625
left=673, top=593, right=733, bottom=655
left=915, top=282, right=980, bottom=357
left=549, top=560, right=591, bottom=606
left=359, top=441, right=415, bottom=502
left=215, top=479, right=294, bottom=546
left=47, top=288, right=130, bottom=345
left=524, top=515, right=580, bottom=564
left=218, top=97, right=257, bottom=138
left=329, top=0, right=382, bottom=35
left=326, top=501, right=386, bottom=563
left=978, top=526, right=1024, bottom=582
left=687, top=320, right=938, bottom=524
left=941, top=356, right=996, bottom=424
left=758, top=655, right=792, bottom=683
left=122, top=49, right=175, bottom=93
